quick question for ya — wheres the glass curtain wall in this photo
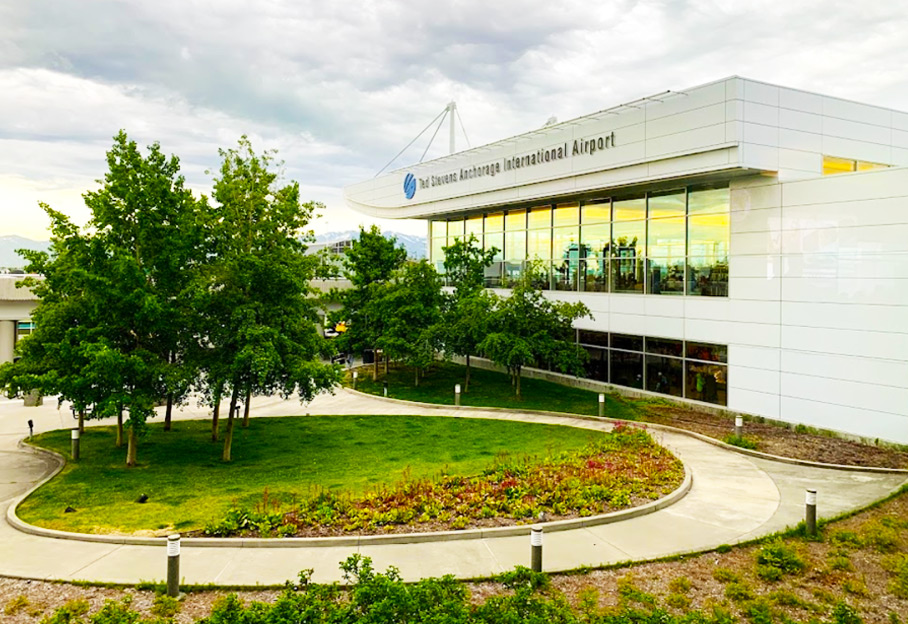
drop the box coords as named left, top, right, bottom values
left=430, top=183, right=729, bottom=296
left=578, top=330, right=728, bottom=405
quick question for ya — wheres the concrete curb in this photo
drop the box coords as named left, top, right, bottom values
left=6, top=414, right=692, bottom=547
left=342, top=387, right=908, bottom=475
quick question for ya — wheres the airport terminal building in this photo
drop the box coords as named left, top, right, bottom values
left=344, top=77, right=908, bottom=444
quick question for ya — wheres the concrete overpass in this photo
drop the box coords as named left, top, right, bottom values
left=0, top=275, right=38, bottom=364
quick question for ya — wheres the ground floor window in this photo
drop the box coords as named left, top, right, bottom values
left=578, top=330, right=727, bottom=406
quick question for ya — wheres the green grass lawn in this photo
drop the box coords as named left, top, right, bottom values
left=20, top=415, right=604, bottom=535
left=349, top=361, right=645, bottom=421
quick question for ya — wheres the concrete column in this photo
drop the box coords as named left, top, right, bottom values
left=0, top=320, right=15, bottom=365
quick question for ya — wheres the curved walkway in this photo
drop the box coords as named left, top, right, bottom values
left=0, top=391, right=904, bottom=586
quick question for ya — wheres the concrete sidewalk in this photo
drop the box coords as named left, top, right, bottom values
left=0, top=391, right=904, bottom=586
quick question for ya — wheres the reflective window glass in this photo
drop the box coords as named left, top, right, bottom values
left=647, top=258, right=685, bottom=295
left=448, top=219, right=464, bottom=238
left=688, top=186, right=729, bottom=215
left=611, top=333, right=643, bottom=351
left=552, top=226, right=580, bottom=261
left=856, top=160, right=889, bottom=171
left=527, top=228, right=552, bottom=259
left=610, top=258, right=644, bottom=293
left=647, top=217, right=686, bottom=258
left=686, top=362, right=727, bottom=405
left=582, top=199, right=611, bottom=224
left=431, top=221, right=446, bottom=238
left=484, top=233, right=504, bottom=261
left=506, top=209, right=526, bottom=231
left=645, top=337, right=683, bottom=357
left=688, top=213, right=729, bottom=259
left=610, top=350, right=643, bottom=389
left=645, top=355, right=683, bottom=397
left=485, top=212, right=504, bottom=232
left=484, top=262, right=503, bottom=288
left=578, top=330, right=609, bottom=348
left=504, top=261, right=523, bottom=285
left=648, top=189, right=685, bottom=219
left=465, top=214, right=483, bottom=238
left=583, top=347, right=608, bottom=382
left=431, top=237, right=445, bottom=262
left=613, top=196, right=645, bottom=221
left=552, top=259, right=579, bottom=291
left=688, top=257, right=728, bottom=297
left=611, top=220, right=645, bottom=257
left=686, top=341, right=727, bottom=363
left=553, top=202, right=580, bottom=226
left=528, top=263, right=551, bottom=290
left=823, top=155, right=855, bottom=175
left=527, top=206, right=551, bottom=229
left=505, top=231, right=526, bottom=260
left=580, top=259, right=607, bottom=292
left=580, top=223, right=610, bottom=260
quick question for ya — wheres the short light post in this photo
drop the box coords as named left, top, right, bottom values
left=530, top=525, right=543, bottom=572
left=70, top=428, right=80, bottom=461
left=383, top=381, right=388, bottom=397
left=455, top=384, right=461, bottom=406
left=166, top=534, right=181, bottom=597
left=805, top=489, right=817, bottom=536
left=735, top=415, right=743, bottom=438
left=352, top=371, right=358, bottom=390
left=27, top=419, right=34, bottom=440
left=598, top=393, right=605, bottom=418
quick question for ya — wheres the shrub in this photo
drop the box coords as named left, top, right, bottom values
left=712, top=568, right=740, bottom=583
left=724, top=581, right=754, bottom=602
left=829, top=601, right=864, bottom=624
left=860, top=520, right=901, bottom=553
left=723, top=434, right=758, bottom=450
left=150, top=595, right=181, bottom=619
left=616, top=574, right=657, bottom=606
left=85, top=598, right=140, bottom=624
left=755, top=540, right=806, bottom=581
left=665, top=593, right=691, bottom=609
left=883, top=553, right=908, bottom=598
left=5, top=595, right=29, bottom=616
left=842, top=578, right=869, bottom=596
left=741, top=598, right=774, bottom=624
left=40, top=599, right=89, bottom=624
left=668, top=576, right=692, bottom=594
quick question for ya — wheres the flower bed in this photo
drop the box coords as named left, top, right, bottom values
left=202, top=423, right=683, bottom=537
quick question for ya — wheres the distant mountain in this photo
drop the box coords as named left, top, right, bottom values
left=314, top=230, right=427, bottom=259
left=0, top=236, right=50, bottom=270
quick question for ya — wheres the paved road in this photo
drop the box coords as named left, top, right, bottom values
left=0, top=390, right=904, bottom=586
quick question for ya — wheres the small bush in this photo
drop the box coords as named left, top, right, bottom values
left=755, top=540, right=806, bottom=581
left=87, top=598, right=140, bottom=624
left=829, top=601, right=864, bottom=624
left=861, top=520, right=901, bottom=553
left=741, top=597, right=774, bottom=624
left=842, top=578, right=869, bottom=596
left=724, top=581, right=754, bottom=602
left=150, top=595, right=181, bottom=618
left=616, top=574, right=657, bottom=606
left=723, top=434, right=758, bottom=450
left=828, top=548, right=854, bottom=572
left=4, top=595, right=29, bottom=616
left=883, top=553, right=908, bottom=598
left=665, top=593, right=691, bottom=609
left=668, top=576, right=692, bottom=594
left=831, top=530, right=863, bottom=548
left=712, top=568, right=741, bottom=584
left=40, top=599, right=89, bottom=624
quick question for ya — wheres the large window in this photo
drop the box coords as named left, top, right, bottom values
left=577, top=330, right=728, bottom=405
left=430, top=183, right=730, bottom=296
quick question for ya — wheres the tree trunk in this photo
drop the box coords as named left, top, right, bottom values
left=384, top=353, right=389, bottom=375
left=515, top=368, right=522, bottom=398
left=164, top=393, right=173, bottom=431
left=223, top=386, right=240, bottom=462
left=78, top=410, right=85, bottom=434
left=242, top=388, right=251, bottom=428
left=211, top=383, right=222, bottom=442
left=414, top=367, right=419, bottom=387
left=116, top=409, right=123, bottom=448
left=373, top=346, right=379, bottom=381
left=126, top=426, right=137, bottom=467
left=465, top=354, right=471, bottom=393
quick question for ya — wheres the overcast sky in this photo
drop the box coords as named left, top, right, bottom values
left=2, top=0, right=908, bottom=239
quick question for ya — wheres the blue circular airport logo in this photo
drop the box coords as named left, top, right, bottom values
left=403, top=173, right=417, bottom=200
